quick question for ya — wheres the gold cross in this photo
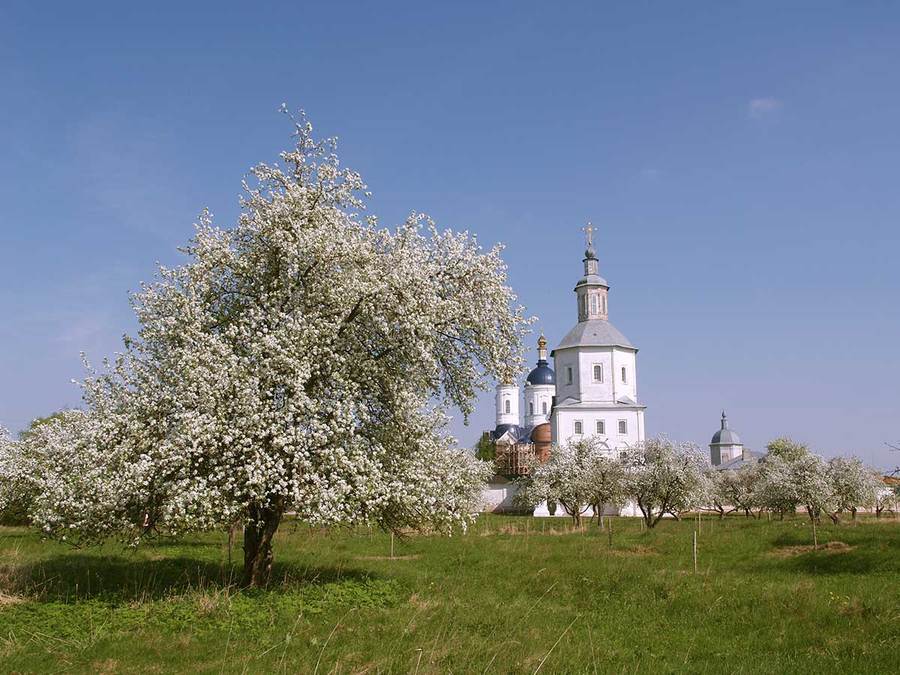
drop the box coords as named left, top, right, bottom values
left=581, top=222, right=596, bottom=247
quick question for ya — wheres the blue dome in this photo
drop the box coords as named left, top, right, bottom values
left=526, top=361, right=556, bottom=386
left=492, top=424, right=527, bottom=442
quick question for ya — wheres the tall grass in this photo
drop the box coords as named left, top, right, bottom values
left=0, top=515, right=897, bottom=673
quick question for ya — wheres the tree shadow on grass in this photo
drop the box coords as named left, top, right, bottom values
left=0, top=554, right=379, bottom=604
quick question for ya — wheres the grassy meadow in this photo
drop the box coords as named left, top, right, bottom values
left=0, top=514, right=898, bottom=673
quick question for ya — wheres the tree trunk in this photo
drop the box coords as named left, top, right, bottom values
left=242, top=499, right=284, bottom=587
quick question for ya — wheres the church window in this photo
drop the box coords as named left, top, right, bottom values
left=504, top=400, right=510, bottom=414
left=621, top=367, right=627, bottom=384
left=618, top=419, right=627, bottom=434
left=566, top=367, right=573, bottom=385
left=593, top=364, right=603, bottom=382
left=574, top=420, right=583, bottom=435
left=529, top=402, right=534, bottom=415
left=596, top=420, right=605, bottom=434
left=542, top=401, right=547, bottom=414
left=590, top=294, right=598, bottom=315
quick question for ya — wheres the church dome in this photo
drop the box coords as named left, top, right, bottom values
left=530, top=422, right=552, bottom=444
left=526, top=334, right=555, bottom=385
left=526, top=363, right=555, bottom=386
left=711, top=428, right=741, bottom=445
left=552, top=319, right=634, bottom=353
left=492, top=423, right=526, bottom=443
left=710, top=411, right=741, bottom=445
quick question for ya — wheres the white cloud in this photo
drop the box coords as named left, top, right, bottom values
left=748, top=97, right=783, bottom=119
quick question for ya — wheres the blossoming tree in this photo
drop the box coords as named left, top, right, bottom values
left=825, top=456, right=880, bottom=521
left=517, top=437, right=606, bottom=526
left=623, top=436, right=707, bottom=528
left=23, top=111, right=528, bottom=586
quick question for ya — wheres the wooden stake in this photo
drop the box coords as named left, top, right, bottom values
left=692, top=531, right=698, bottom=574
left=390, top=531, right=395, bottom=559
left=812, top=517, right=818, bottom=550
left=608, top=518, right=613, bottom=549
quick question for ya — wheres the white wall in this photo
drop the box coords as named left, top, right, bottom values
left=553, top=346, right=637, bottom=404
left=495, top=383, right=520, bottom=426
left=553, top=408, right=644, bottom=451
left=524, top=383, right=554, bottom=426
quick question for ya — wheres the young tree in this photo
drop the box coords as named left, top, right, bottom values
left=875, top=478, right=899, bottom=518
left=585, top=452, right=628, bottom=525
left=623, top=436, right=707, bottom=529
left=517, top=437, right=606, bottom=526
left=702, top=470, right=733, bottom=519
left=720, top=465, right=761, bottom=518
left=825, top=456, right=879, bottom=521
left=756, top=439, right=833, bottom=523
left=24, top=110, right=528, bottom=586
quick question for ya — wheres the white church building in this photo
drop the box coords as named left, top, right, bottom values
left=481, top=227, right=647, bottom=513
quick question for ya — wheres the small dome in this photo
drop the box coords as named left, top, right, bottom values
left=493, top=424, right=526, bottom=442
left=711, top=428, right=742, bottom=445
left=710, top=411, right=742, bottom=445
left=530, top=423, right=552, bottom=444
left=526, top=363, right=555, bottom=385
left=585, top=245, right=597, bottom=260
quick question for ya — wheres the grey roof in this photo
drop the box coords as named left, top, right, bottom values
left=711, top=450, right=765, bottom=471
left=711, top=428, right=742, bottom=445
left=554, top=397, right=646, bottom=410
left=526, top=361, right=555, bottom=386
left=575, top=273, right=609, bottom=288
left=710, top=411, right=741, bottom=445
left=552, top=319, right=635, bottom=353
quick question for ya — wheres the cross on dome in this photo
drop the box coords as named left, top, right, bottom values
left=581, top=222, right=596, bottom=247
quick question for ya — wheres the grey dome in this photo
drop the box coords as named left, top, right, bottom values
left=552, top=319, right=634, bottom=353
left=711, top=428, right=742, bottom=445
left=526, top=361, right=555, bottom=386
left=711, top=411, right=741, bottom=445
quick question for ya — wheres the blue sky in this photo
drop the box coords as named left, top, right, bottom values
left=1, top=2, right=898, bottom=469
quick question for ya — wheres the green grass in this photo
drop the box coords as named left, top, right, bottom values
left=0, top=515, right=898, bottom=673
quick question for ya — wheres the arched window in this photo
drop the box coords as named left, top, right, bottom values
left=574, top=420, right=583, bottom=435
left=593, top=364, right=603, bottom=382
left=542, top=401, right=548, bottom=415
left=529, top=402, right=534, bottom=415
left=596, top=420, right=605, bottom=434
left=621, top=367, right=627, bottom=384
left=504, top=400, right=511, bottom=414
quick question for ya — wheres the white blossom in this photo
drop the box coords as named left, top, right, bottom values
left=14, top=110, right=528, bottom=585
left=623, top=436, right=707, bottom=528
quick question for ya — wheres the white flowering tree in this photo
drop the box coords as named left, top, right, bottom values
left=24, top=110, right=528, bottom=586
left=584, top=452, right=628, bottom=524
left=517, top=438, right=606, bottom=526
left=755, top=438, right=836, bottom=523
left=720, top=464, right=761, bottom=518
left=702, top=470, right=734, bottom=519
left=623, top=436, right=707, bottom=529
left=825, top=456, right=880, bottom=522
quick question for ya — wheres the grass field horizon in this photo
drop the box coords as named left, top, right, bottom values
left=1, top=514, right=898, bottom=673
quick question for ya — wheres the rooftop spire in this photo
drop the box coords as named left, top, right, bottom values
left=581, top=222, right=597, bottom=260
left=537, top=334, right=548, bottom=363
left=721, top=410, right=728, bottom=429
